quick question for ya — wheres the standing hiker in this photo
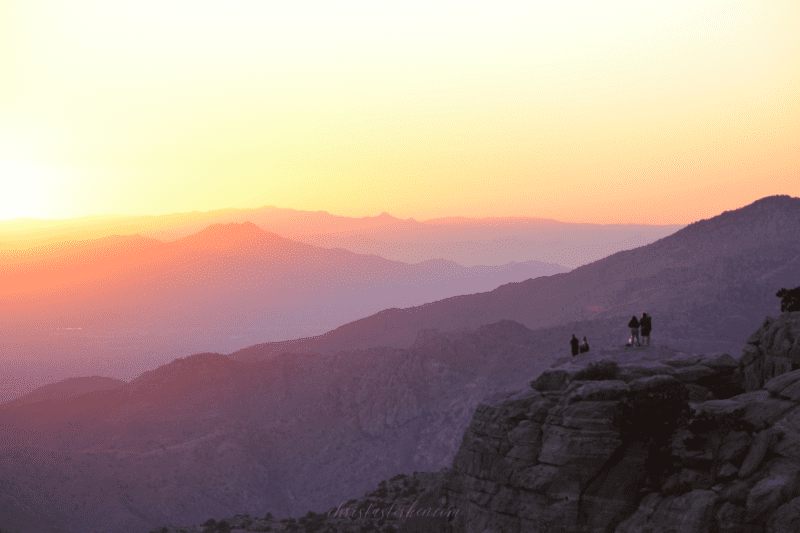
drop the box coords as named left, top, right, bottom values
left=640, top=313, right=652, bottom=346
left=579, top=336, right=590, bottom=353
left=628, top=315, right=641, bottom=347
left=570, top=334, right=580, bottom=356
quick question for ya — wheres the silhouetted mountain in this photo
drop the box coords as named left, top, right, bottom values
left=0, top=207, right=419, bottom=249
left=1, top=204, right=682, bottom=269
left=231, top=195, right=800, bottom=362
left=0, top=196, right=796, bottom=532
left=0, top=222, right=567, bottom=399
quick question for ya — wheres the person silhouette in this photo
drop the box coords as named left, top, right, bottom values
left=570, top=334, right=580, bottom=356
left=579, top=336, right=590, bottom=353
left=628, top=315, right=641, bottom=347
left=640, top=313, right=652, bottom=346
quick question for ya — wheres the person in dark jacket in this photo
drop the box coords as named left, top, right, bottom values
left=640, top=313, right=652, bottom=346
left=628, top=315, right=640, bottom=347
left=570, top=334, right=580, bottom=356
left=579, top=336, right=590, bottom=353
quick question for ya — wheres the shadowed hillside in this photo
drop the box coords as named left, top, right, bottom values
left=0, top=222, right=566, bottom=400
left=231, top=195, right=800, bottom=362
left=0, top=319, right=577, bottom=533
left=150, top=312, right=800, bottom=533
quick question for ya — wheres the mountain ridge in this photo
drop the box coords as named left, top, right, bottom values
left=229, top=196, right=800, bottom=362
left=0, top=220, right=570, bottom=400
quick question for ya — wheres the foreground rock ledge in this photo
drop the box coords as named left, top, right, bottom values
left=402, top=313, right=800, bottom=533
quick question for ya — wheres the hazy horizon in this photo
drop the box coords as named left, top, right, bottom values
left=0, top=204, right=689, bottom=225
left=1, top=1, right=798, bottom=224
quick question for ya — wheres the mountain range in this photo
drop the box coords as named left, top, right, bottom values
left=231, top=195, right=800, bottom=361
left=0, top=221, right=567, bottom=400
left=0, top=206, right=682, bottom=268
left=0, top=195, right=796, bottom=533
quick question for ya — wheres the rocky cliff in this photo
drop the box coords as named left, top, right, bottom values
left=741, top=312, right=800, bottom=391
left=405, top=312, right=800, bottom=533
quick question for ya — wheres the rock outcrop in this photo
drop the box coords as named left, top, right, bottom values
left=408, top=313, right=800, bottom=533
left=741, top=312, right=800, bottom=391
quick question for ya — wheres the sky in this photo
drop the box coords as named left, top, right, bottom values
left=0, top=0, right=798, bottom=224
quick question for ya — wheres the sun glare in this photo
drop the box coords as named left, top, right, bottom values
left=0, top=160, right=48, bottom=219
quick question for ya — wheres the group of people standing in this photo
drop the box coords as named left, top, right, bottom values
left=569, top=312, right=653, bottom=356
left=570, top=334, right=589, bottom=356
left=627, top=313, right=652, bottom=347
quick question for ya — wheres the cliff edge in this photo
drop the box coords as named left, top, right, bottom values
left=406, top=312, right=800, bottom=533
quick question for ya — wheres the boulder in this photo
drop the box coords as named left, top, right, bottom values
left=615, top=490, right=717, bottom=533
left=744, top=459, right=800, bottom=523
left=718, top=431, right=752, bottom=466
left=674, top=365, right=716, bottom=382
left=565, top=380, right=629, bottom=402
left=742, top=314, right=800, bottom=390
left=698, top=352, right=739, bottom=371
left=731, top=390, right=796, bottom=431
left=716, top=502, right=745, bottom=533
left=628, top=374, right=680, bottom=392
left=717, top=462, right=739, bottom=480
left=768, top=496, right=800, bottom=533
left=739, top=429, right=777, bottom=479
left=766, top=370, right=800, bottom=400
left=617, top=362, right=676, bottom=382
left=530, top=370, right=569, bottom=392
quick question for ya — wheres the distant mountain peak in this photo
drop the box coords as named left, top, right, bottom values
left=200, top=220, right=263, bottom=235
left=176, top=221, right=287, bottom=249
left=672, top=195, right=800, bottom=243
left=748, top=194, right=797, bottom=205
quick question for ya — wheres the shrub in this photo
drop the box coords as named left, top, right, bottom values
left=303, top=522, right=325, bottom=532
left=370, top=486, right=389, bottom=498
left=777, top=286, right=800, bottom=313
left=573, top=360, right=619, bottom=381
left=400, top=487, right=416, bottom=498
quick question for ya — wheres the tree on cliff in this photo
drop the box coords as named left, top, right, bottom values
left=776, top=286, right=800, bottom=312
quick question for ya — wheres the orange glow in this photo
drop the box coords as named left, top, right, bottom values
left=0, top=0, right=797, bottom=223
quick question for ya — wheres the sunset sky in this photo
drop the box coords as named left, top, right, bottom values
left=1, top=0, right=798, bottom=224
